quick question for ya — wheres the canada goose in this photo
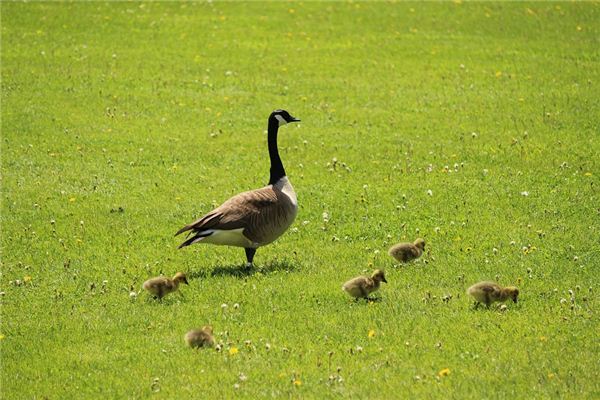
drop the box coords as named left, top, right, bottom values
left=142, top=272, right=188, bottom=300
left=184, top=326, right=215, bottom=348
left=388, top=238, right=425, bottom=263
left=176, top=110, right=300, bottom=266
left=467, top=281, right=519, bottom=309
left=342, top=269, right=387, bottom=299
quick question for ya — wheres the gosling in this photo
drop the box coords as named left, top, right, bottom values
left=184, top=326, right=215, bottom=349
left=142, top=272, right=188, bottom=300
left=342, top=269, right=387, bottom=300
left=388, top=238, right=425, bottom=263
left=467, top=281, right=519, bottom=309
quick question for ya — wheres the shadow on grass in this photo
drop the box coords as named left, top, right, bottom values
left=187, top=258, right=300, bottom=280
left=351, top=296, right=383, bottom=304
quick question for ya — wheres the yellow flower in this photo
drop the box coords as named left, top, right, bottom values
left=548, top=372, right=555, bottom=379
left=584, top=172, right=592, bottom=176
left=0, top=334, right=5, bottom=340
left=368, top=329, right=376, bottom=338
left=229, top=347, right=239, bottom=356
left=23, top=276, right=32, bottom=283
left=495, top=71, right=503, bottom=77
left=69, top=197, right=76, bottom=202
left=438, top=368, right=451, bottom=377
left=540, top=336, right=547, bottom=342
left=293, top=379, right=302, bottom=386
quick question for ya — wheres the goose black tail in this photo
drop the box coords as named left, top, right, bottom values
left=178, top=232, right=212, bottom=249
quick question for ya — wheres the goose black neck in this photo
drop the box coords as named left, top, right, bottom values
left=268, top=117, right=286, bottom=185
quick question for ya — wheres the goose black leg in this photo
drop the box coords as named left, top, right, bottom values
left=244, top=248, right=256, bottom=267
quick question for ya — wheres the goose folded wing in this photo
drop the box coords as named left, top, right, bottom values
left=176, top=186, right=279, bottom=237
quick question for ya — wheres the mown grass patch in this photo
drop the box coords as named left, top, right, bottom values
left=2, top=2, right=599, bottom=398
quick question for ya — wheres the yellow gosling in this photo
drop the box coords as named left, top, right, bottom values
left=467, top=281, right=519, bottom=309
left=388, top=238, right=425, bottom=263
left=142, top=272, right=188, bottom=300
left=342, top=269, right=387, bottom=300
left=184, top=326, right=215, bottom=349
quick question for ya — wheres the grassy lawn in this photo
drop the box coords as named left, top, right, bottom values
left=2, top=1, right=599, bottom=398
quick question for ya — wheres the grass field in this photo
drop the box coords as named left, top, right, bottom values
left=2, top=1, right=599, bottom=398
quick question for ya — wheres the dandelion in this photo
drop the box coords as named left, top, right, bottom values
left=438, top=368, right=451, bottom=377
left=368, top=329, right=376, bottom=338
left=548, top=372, right=555, bottom=379
left=229, top=347, right=239, bottom=355
left=293, top=379, right=302, bottom=386
left=23, top=276, right=32, bottom=283
left=540, top=336, right=547, bottom=342
left=69, top=197, right=76, bottom=202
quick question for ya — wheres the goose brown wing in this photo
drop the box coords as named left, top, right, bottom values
left=175, top=186, right=279, bottom=240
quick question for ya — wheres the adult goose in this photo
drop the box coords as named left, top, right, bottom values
left=176, top=109, right=300, bottom=266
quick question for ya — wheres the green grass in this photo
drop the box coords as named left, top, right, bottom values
left=2, top=1, right=599, bottom=398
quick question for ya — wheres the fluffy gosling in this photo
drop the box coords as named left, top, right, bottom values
left=467, top=281, right=519, bottom=309
left=142, top=272, right=188, bottom=300
left=184, top=326, right=215, bottom=349
left=388, top=238, right=425, bottom=263
left=342, top=269, right=387, bottom=300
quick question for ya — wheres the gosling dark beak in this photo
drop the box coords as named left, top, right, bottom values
left=513, top=298, right=518, bottom=303
left=184, top=278, right=189, bottom=285
left=382, top=277, right=388, bottom=283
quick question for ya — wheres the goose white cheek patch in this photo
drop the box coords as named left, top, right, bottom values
left=275, top=114, right=287, bottom=126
